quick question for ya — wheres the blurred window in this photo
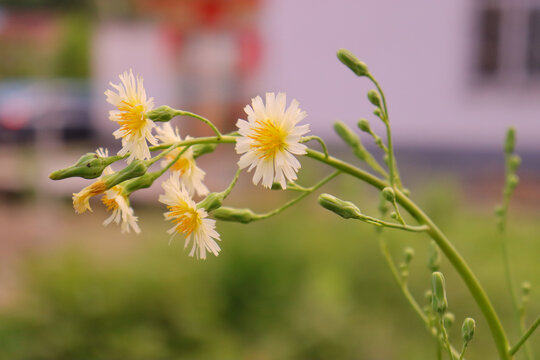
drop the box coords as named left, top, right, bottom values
left=477, top=7, right=501, bottom=77
left=527, top=8, right=540, bottom=74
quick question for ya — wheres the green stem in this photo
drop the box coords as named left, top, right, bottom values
left=305, top=148, right=511, bottom=359
left=378, top=235, right=462, bottom=359
left=439, top=318, right=455, bottom=359
left=356, top=215, right=428, bottom=232
left=459, top=342, right=469, bottom=360
left=221, top=168, right=242, bottom=199
left=510, top=315, right=540, bottom=355
left=174, top=110, right=223, bottom=139
left=300, top=136, right=329, bottom=159
left=253, top=171, right=340, bottom=221
left=150, top=135, right=237, bottom=151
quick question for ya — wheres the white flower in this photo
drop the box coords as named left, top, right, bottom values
left=96, top=147, right=114, bottom=176
left=105, top=70, right=157, bottom=163
left=101, top=188, right=141, bottom=234
left=155, top=123, right=209, bottom=197
left=159, top=174, right=221, bottom=259
left=236, top=92, right=310, bottom=189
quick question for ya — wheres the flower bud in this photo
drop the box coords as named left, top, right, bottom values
left=212, top=207, right=256, bottom=224
left=443, top=312, right=455, bottom=328
left=431, top=271, right=448, bottom=314
left=403, top=247, right=415, bottom=264
left=357, top=118, right=371, bottom=133
left=367, top=90, right=381, bottom=108
left=336, top=48, right=369, bottom=77
left=494, top=205, right=504, bottom=217
left=508, top=154, right=521, bottom=173
left=373, top=108, right=383, bottom=118
left=521, top=281, right=532, bottom=296
left=428, top=241, right=440, bottom=272
left=382, top=187, right=395, bottom=202
left=389, top=211, right=398, bottom=220
left=504, top=127, right=516, bottom=154
left=122, top=172, right=158, bottom=194
left=146, top=105, right=178, bottom=122
left=424, top=290, right=433, bottom=304
left=197, top=192, right=224, bottom=212
left=103, top=159, right=148, bottom=189
left=462, top=317, right=476, bottom=343
left=49, top=152, right=119, bottom=180
left=318, top=193, right=362, bottom=219
left=192, top=143, right=218, bottom=159
left=507, top=174, right=519, bottom=190
left=334, top=121, right=360, bottom=148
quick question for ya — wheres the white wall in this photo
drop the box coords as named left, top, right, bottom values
left=260, top=0, right=540, bottom=151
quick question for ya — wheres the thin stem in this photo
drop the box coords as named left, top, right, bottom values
left=510, top=315, right=540, bottom=355
left=439, top=317, right=455, bottom=359
left=149, top=135, right=237, bottom=152
left=301, top=136, right=329, bottom=158
left=377, top=235, right=462, bottom=359
left=253, top=171, right=340, bottom=221
left=304, top=148, right=511, bottom=359
left=391, top=198, right=406, bottom=225
left=357, top=215, right=428, bottom=233
left=175, top=110, right=223, bottom=139
left=459, top=342, right=469, bottom=360
left=156, top=146, right=191, bottom=177
left=222, top=168, right=242, bottom=198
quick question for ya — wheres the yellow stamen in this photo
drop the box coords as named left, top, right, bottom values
left=165, top=149, right=191, bottom=174
left=248, top=119, right=288, bottom=159
left=73, top=180, right=108, bottom=214
left=117, top=101, right=147, bottom=138
left=167, top=203, right=201, bottom=236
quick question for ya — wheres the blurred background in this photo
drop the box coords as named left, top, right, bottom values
left=1, top=0, right=540, bottom=359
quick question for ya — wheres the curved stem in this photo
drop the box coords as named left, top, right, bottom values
left=305, top=148, right=511, bottom=359
left=174, top=110, right=223, bottom=139
left=150, top=135, right=237, bottom=151
left=300, top=136, right=329, bottom=159
left=510, top=315, right=540, bottom=355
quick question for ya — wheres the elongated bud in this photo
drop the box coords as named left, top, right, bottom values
left=443, top=312, right=455, bottom=328
left=367, top=90, right=381, bottom=108
left=428, top=241, right=440, bottom=272
left=146, top=105, right=178, bottom=122
left=336, top=48, right=369, bottom=77
left=334, top=121, right=360, bottom=148
left=193, top=143, right=217, bottom=159
left=357, top=118, right=371, bottom=133
left=197, top=192, right=224, bottom=212
left=462, top=318, right=476, bottom=343
left=505, top=127, right=516, bottom=154
left=318, top=193, right=362, bottom=219
left=382, top=187, right=395, bottom=202
left=212, top=207, right=256, bottom=224
left=403, top=247, right=415, bottom=264
left=103, top=159, right=148, bottom=189
left=49, top=152, right=120, bottom=180
left=431, top=272, right=448, bottom=314
left=122, top=172, right=158, bottom=194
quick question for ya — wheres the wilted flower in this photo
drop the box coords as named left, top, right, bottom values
left=155, top=123, right=209, bottom=197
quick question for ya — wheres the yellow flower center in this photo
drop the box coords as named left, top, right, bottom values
left=165, top=149, right=192, bottom=174
left=248, top=119, right=288, bottom=159
left=167, top=203, right=201, bottom=236
left=117, top=101, right=147, bottom=137
left=101, top=188, right=123, bottom=212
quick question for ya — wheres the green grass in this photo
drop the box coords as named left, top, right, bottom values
left=0, top=179, right=539, bottom=359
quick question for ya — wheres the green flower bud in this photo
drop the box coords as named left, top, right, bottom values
left=373, top=108, right=383, bottom=118
left=367, top=89, right=381, bottom=108
left=334, top=121, right=360, bottom=148
left=494, top=205, right=504, bottom=217
left=102, top=159, right=148, bottom=188
left=197, top=192, right=224, bottom=212
left=504, top=127, right=516, bottom=154
left=402, top=188, right=411, bottom=197
left=192, top=143, right=218, bottom=159
left=443, top=312, right=455, bottom=328
left=382, top=187, right=395, bottom=202
left=462, top=317, right=476, bottom=343
left=318, top=193, right=362, bottom=219
left=431, top=272, right=448, bottom=314
left=424, top=290, right=433, bottom=304
left=146, top=105, right=178, bottom=122
left=49, top=152, right=120, bottom=180
left=357, top=118, right=371, bottom=133
left=403, top=247, right=415, bottom=264
left=508, top=154, right=521, bottom=173
left=212, top=207, right=256, bottom=224
left=428, top=241, right=440, bottom=272
left=389, top=211, right=398, bottom=220
left=122, top=172, right=158, bottom=194
left=336, top=48, right=369, bottom=77
left=507, top=174, right=519, bottom=190
left=521, top=281, right=532, bottom=296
